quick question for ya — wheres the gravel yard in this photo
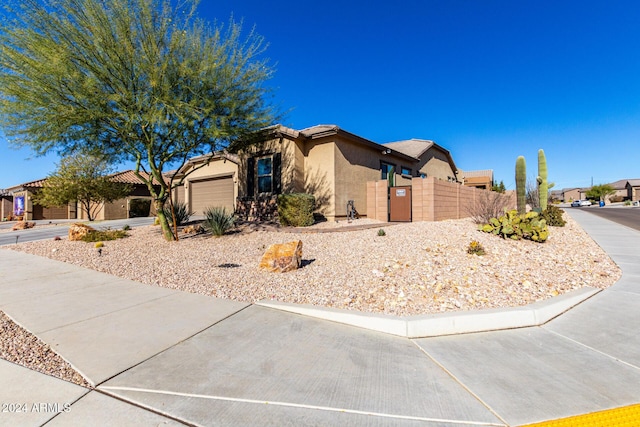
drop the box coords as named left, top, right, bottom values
left=6, top=212, right=621, bottom=316
left=0, top=311, right=91, bottom=387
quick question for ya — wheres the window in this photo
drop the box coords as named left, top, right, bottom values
left=247, top=152, right=281, bottom=197
left=257, top=156, right=273, bottom=194
left=401, top=166, right=412, bottom=176
left=381, top=162, right=395, bottom=179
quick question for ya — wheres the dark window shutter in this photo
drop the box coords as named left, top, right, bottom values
left=247, top=157, right=255, bottom=198
left=273, top=152, right=282, bottom=194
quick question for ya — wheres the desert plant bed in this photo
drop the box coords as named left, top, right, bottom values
left=5, top=215, right=620, bottom=317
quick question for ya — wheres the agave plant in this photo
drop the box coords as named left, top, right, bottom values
left=203, top=207, right=236, bottom=237
left=162, top=202, right=193, bottom=226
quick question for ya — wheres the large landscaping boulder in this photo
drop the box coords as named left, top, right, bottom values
left=259, top=240, right=303, bottom=273
left=68, top=223, right=96, bottom=241
left=11, top=221, right=35, bottom=231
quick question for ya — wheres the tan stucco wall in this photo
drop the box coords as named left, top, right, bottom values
left=332, top=140, right=386, bottom=220
left=1, top=198, right=11, bottom=220
left=417, top=148, right=456, bottom=181
left=303, top=139, right=336, bottom=218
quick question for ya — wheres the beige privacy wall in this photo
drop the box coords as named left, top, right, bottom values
left=367, top=177, right=516, bottom=222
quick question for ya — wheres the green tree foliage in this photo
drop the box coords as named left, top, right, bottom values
left=0, top=0, right=278, bottom=240
left=491, top=180, right=506, bottom=193
left=586, top=184, right=616, bottom=202
left=33, top=154, right=131, bottom=221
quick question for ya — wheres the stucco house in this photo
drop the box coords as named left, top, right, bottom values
left=76, top=170, right=162, bottom=220
left=561, top=187, right=589, bottom=203
left=1, top=189, right=13, bottom=220
left=171, top=124, right=460, bottom=222
left=6, top=170, right=159, bottom=221
left=459, top=169, right=494, bottom=190
left=7, top=178, right=77, bottom=220
left=607, top=178, right=640, bottom=202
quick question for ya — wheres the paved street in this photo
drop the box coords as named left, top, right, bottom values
left=0, top=217, right=155, bottom=246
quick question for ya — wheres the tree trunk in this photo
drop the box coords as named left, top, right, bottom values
left=155, top=200, right=176, bottom=241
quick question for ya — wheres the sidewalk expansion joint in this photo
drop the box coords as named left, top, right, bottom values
left=93, top=304, right=252, bottom=387
left=543, top=328, right=640, bottom=372
left=98, top=386, right=506, bottom=426
left=411, top=340, right=509, bottom=426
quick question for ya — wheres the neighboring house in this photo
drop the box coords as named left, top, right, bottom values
left=561, top=179, right=640, bottom=203
left=7, top=179, right=77, bottom=220
left=607, top=179, right=631, bottom=202
left=174, top=124, right=460, bottom=222
left=1, top=189, right=13, bottom=220
left=459, top=169, right=494, bottom=190
left=76, top=170, right=161, bottom=220
left=625, top=179, right=640, bottom=201
left=6, top=170, right=159, bottom=221
left=561, top=187, right=589, bottom=202
left=607, top=178, right=640, bottom=202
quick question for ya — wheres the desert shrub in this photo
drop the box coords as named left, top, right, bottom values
left=203, top=206, right=235, bottom=237
left=480, top=210, right=549, bottom=243
left=80, top=229, right=128, bottom=242
left=467, top=240, right=486, bottom=255
left=277, top=193, right=315, bottom=227
left=377, top=228, right=386, bottom=236
left=541, top=205, right=566, bottom=227
left=609, top=195, right=625, bottom=203
left=466, top=190, right=512, bottom=224
left=162, top=201, right=193, bottom=226
left=129, top=198, right=151, bottom=217
left=624, top=200, right=632, bottom=206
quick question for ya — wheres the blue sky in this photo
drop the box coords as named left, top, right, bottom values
left=2, top=0, right=640, bottom=190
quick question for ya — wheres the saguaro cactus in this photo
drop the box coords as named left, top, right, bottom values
left=537, top=149, right=548, bottom=211
left=516, top=156, right=526, bottom=214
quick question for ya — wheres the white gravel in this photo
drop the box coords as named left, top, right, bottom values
left=5, top=212, right=621, bottom=316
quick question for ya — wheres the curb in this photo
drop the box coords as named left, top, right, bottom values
left=257, top=287, right=601, bottom=338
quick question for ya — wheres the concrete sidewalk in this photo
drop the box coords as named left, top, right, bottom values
left=0, top=208, right=638, bottom=426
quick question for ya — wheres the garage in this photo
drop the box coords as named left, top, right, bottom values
left=189, top=176, right=235, bottom=215
left=32, top=204, right=71, bottom=220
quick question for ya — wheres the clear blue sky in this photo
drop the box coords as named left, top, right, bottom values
left=2, top=0, right=640, bottom=190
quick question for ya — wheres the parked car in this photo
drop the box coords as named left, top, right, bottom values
left=580, top=200, right=593, bottom=206
left=571, top=200, right=592, bottom=207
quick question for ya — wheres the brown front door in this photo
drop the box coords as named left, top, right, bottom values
left=389, top=186, right=411, bottom=222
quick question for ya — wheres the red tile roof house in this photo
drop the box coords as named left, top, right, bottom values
left=6, top=171, right=161, bottom=221
left=170, top=124, right=468, bottom=222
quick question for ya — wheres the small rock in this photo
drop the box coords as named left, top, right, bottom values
left=183, top=224, right=204, bottom=234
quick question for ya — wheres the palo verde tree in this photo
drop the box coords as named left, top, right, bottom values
left=0, top=0, right=278, bottom=240
left=34, top=153, right=131, bottom=221
left=586, top=184, right=616, bottom=202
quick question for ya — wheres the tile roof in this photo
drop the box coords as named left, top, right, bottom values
left=18, top=178, right=48, bottom=188
left=608, top=179, right=629, bottom=190
left=108, top=170, right=160, bottom=185
left=381, top=139, right=435, bottom=158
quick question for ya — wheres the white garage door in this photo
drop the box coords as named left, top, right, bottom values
left=190, top=176, right=234, bottom=215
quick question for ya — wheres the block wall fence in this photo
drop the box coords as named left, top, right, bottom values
left=367, top=177, right=516, bottom=222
